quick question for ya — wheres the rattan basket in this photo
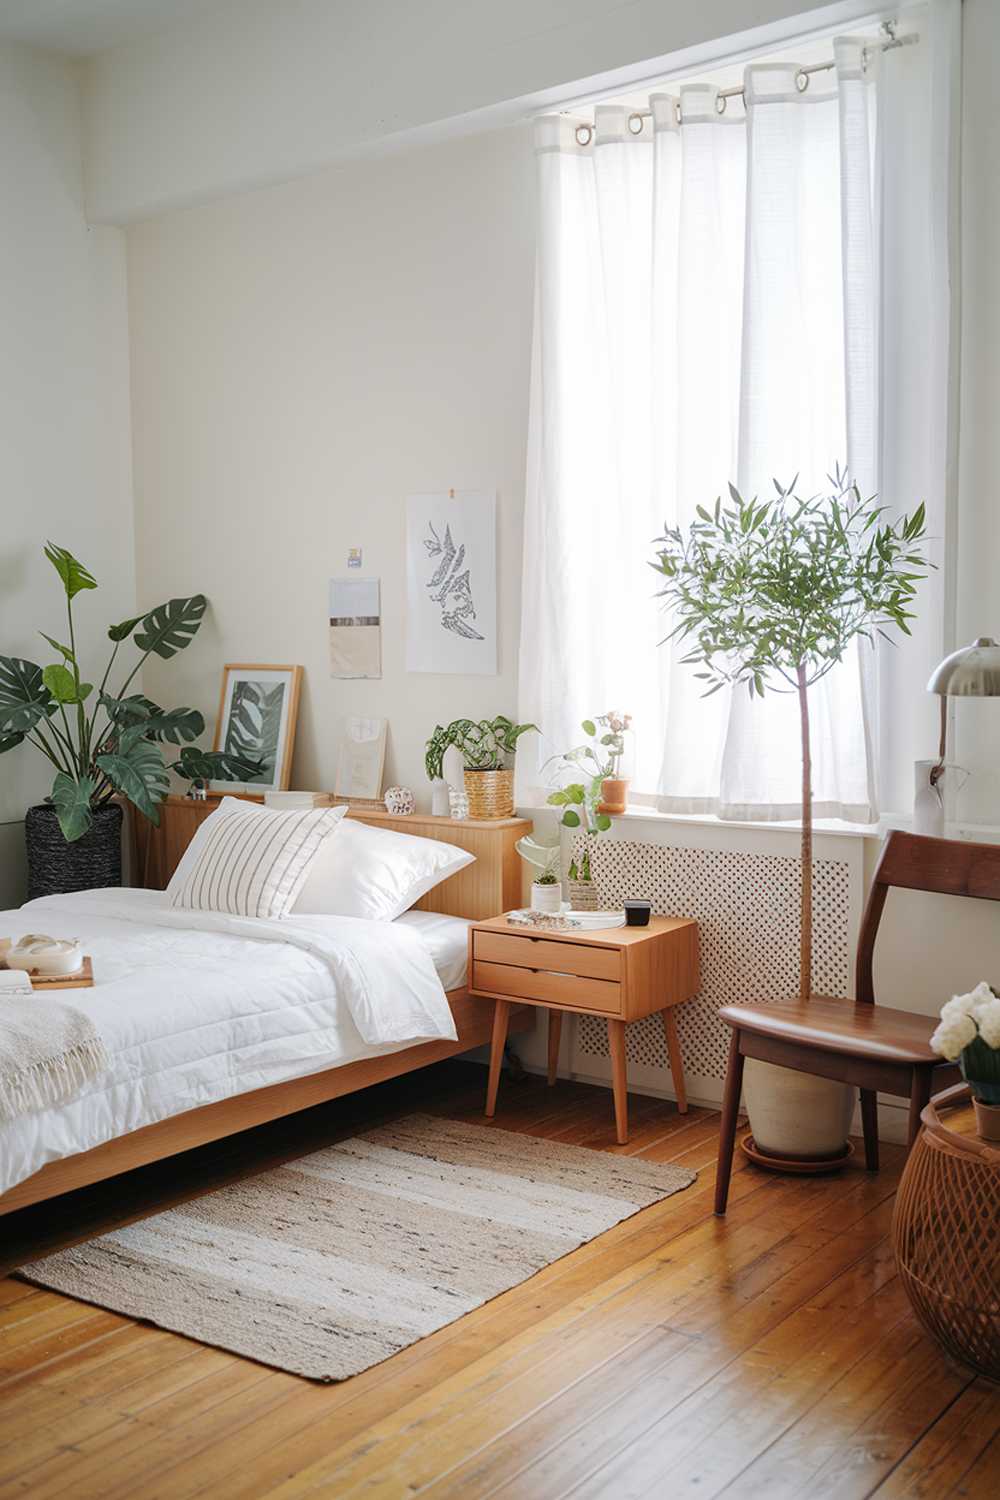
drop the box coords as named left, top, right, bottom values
left=567, top=878, right=601, bottom=912
left=464, top=768, right=514, bottom=820
left=892, top=1083, right=1000, bottom=1380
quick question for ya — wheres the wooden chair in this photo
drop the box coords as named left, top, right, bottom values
left=713, top=831, right=1000, bottom=1215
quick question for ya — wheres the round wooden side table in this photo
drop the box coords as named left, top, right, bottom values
left=892, top=1082, right=1000, bottom=1380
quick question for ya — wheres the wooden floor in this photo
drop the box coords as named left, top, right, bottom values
left=1, top=1061, right=998, bottom=1499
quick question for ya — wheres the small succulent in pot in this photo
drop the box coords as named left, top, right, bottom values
left=931, top=982, right=1000, bottom=1139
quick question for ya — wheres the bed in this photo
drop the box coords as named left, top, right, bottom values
left=0, top=802, right=532, bottom=1216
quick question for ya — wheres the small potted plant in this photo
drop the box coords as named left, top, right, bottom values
left=516, top=835, right=562, bottom=913
left=595, top=711, right=632, bottom=814
left=427, top=716, right=536, bottom=819
left=931, top=983, right=1000, bottom=1140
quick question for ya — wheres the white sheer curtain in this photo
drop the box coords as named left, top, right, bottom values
left=519, top=8, right=956, bottom=821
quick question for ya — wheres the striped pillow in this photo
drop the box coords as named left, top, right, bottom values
left=168, top=802, right=348, bottom=918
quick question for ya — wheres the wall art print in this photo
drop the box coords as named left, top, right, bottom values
left=211, top=663, right=302, bottom=793
left=405, top=491, right=497, bottom=675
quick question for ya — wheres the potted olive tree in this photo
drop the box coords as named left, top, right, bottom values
left=0, top=543, right=259, bottom=898
left=652, top=471, right=930, bottom=1160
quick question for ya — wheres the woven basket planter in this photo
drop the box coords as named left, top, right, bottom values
left=464, top=768, right=514, bottom=820
left=892, top=1084, right=1000, bottom=1379
left=567, top=878, right=601, bottom=912
left=25, top=802, right=123, bottom=900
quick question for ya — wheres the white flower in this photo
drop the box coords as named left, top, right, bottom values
left=942, top=981, right=994, bottom=1019
left=976, top=997, right=1000, bottom=1049
left=930, top=1011, right=978, bottom=1061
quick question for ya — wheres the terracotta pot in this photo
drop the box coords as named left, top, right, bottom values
left=973, top=1096, right=1000, bottom=1142
left=463, top=768, right=514, bottom=820
left=598, top=777, right=629, bottom=816
left=743, top=1059, right=853, bottom=1160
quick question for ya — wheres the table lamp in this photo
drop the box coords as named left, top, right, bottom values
left=920, top=637, right=1000, bottom=833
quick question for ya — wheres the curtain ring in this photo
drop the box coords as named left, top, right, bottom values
left=715, top=94, right=728, bottom=116
left=795, top=69, right=810, bottom=93
left=627, top=112, right=645, bottom=135
left=575, top=122, right=594, bottom=147
left=674, top=100, right=682, bottom=126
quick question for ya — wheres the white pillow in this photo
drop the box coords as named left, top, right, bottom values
left=167, top=798, right=348, bottom=918
left=293, top=817, right=474, bottom=921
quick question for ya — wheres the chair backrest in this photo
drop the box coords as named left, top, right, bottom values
left=855, top=830, right=1000, bottom=1004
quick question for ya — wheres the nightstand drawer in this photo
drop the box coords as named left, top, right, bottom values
left=473, top=931, right=621, bottom=983
left=472, top=958, right=623, bottom=1015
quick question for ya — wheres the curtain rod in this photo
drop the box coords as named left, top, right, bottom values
left=570, top=20, right=918, bottom=145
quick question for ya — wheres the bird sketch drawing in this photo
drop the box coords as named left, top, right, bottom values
left=422, top=521, right=485, bottom=640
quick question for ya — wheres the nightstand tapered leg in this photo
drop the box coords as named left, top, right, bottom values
left=547, top=1010, right=563, bottom=1086
left=485, top=999, right=511, bottom=1118
left=608, top=1018, right=628, bottom=1144
left=661, top=1007, right=688, bottom=1114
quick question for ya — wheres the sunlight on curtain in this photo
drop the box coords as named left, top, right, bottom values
left=518, top=7, right=955, bottom=822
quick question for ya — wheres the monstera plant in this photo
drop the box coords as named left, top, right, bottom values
left=1, top=543, right=258, bottom=894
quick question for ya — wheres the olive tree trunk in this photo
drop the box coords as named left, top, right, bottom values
left=796, top=662, right=812, bottom=1003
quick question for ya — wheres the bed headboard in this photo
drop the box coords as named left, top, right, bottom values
left=132, top=796, right=529, bottom=921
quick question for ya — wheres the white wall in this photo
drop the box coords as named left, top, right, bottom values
left=0, top=44, right=134, bottom=907
left=82, top=0, right=860, bottom=223
left=128, top=126, right=534, bottom=797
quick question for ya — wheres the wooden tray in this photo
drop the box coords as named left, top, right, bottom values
left=0, top=957, right=93, bottom=990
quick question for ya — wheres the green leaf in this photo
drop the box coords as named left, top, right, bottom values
left=0, top=731, right=25, bottom=755
left=108, top=614, right=144, bottom=643
left=134, top=595, right=208, bottom=659
left=42, top=664, right=92, bottom=705
left=44, top=542, right=97, bottom=600
left=0, top=656, right=55, bottom=735
left=581, top=719, right=596, bottom=737
left=39, top=632, right=76, bottom=664
left=51, top=772, right=96, bottom=842
left=170, top=746, right=264, bottom=782
left=96, top=726, right=169, bottom=822
left=561, top=810, right=581, bottom=828
left=99, top=694, right=204, bottom=745
left=596, top=813, right=612, bottom=832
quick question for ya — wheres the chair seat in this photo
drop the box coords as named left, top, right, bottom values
left=718, top=996, right=941, bottom=1066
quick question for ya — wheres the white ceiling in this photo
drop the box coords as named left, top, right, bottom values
left=0, top=0, right=222, bottom=56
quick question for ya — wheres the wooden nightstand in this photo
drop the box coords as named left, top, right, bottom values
left=469, top=914, right=699, bottom=1144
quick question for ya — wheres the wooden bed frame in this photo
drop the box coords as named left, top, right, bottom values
left=1, top=797, right=533, bottom=1216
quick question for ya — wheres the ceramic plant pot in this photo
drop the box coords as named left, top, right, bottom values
left=598, top=777, right=629, bottom=816
left=973, top=1097, right=1000, bottom=1142
left=743, top=1059, right=854, bottom=1160
left=464, top=768, right=514, bottom=820
left=25, top=802, right=123, bottom=900
left=567, top=878, right=601, bottom=912
left=531, top=880, right=562, bottom=913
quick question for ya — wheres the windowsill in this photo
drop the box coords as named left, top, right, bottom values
left=518, top=802, right=880, bottom=839
left=519, top=803, right=1000, bottom=844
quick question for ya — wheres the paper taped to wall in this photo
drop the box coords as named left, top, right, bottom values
left=330, top=576, right=381, bottom=678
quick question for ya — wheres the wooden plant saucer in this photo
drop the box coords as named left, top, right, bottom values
left=0, top=956, right=94, bottom=991
left=740, top=1132, right=853, bottom=1175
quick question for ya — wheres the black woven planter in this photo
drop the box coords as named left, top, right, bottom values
left=25, top=803, right=123, bottom=900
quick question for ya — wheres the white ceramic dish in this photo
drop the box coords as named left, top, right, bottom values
left=5, top=934, right=84, bottom=977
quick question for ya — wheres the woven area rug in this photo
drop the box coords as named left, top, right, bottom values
left=19, top=1113, right=695, bottom=1381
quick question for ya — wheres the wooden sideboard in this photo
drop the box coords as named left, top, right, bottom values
left=131, top=794, right=530, bottom=922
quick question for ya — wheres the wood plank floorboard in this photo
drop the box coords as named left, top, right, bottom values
left=0, top=1059, right=996, bottom=1498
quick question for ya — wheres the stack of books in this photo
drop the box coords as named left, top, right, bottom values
left=262, top=791, right=330, bottom=809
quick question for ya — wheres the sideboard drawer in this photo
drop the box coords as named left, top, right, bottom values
left=472, top=930, right=621, bottom=983
left=471, top=958, right=623, bottom=1015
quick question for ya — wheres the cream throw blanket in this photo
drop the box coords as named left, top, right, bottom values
left=0, top=997, right=109, bottom=1123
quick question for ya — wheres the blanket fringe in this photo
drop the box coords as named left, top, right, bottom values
left=0, top=1035, right=110, bottom=1124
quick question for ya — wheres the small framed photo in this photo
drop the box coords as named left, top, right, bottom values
left=212, top=664, right=303, bottom=793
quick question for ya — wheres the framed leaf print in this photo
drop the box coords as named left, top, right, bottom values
left=211, top=664, right=303, bottom=792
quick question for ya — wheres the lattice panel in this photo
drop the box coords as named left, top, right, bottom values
left=572, top=838, right=852, bottom=1081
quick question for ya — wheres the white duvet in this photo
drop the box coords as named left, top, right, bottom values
left=0, top=888, right=457, bottom=1197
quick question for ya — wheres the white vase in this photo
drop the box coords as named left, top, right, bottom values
left=531, top=881, right=562, bottom=913
left=430, top=778, right=451, bottom=817
left=743, top=1060, right=854, bottom=1159
left=913, top=759, right=945, bottom=838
